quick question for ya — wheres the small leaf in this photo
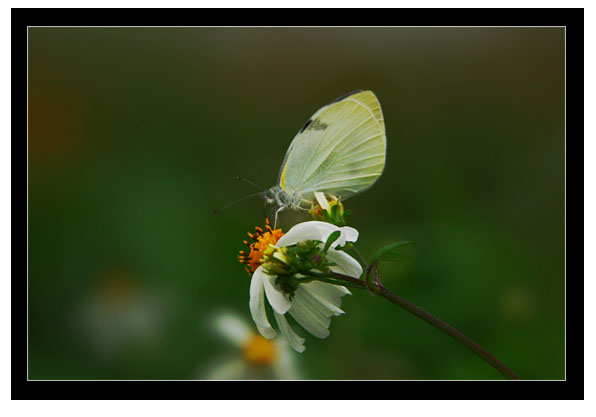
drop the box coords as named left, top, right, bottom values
left=370, top=241, right=414, bottom=265
left=377, top=250, right=413, bottom=266
left=324, top=230, right=341, bottom=252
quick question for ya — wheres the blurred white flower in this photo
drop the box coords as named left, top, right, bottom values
left=246, top=220, right=362, bottom=352
left=204, top=311, right=301, bottom=380
left=74, top=269, right=166, bottom=360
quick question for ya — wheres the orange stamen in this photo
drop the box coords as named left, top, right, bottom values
left=238, top=219, right=284, bottom=275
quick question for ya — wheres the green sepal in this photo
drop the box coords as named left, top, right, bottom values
left=330, top=204, right=339, bottom=218
left=276, top=274, right=299, bottom=299
left=324, top=230, right=341, bottom=252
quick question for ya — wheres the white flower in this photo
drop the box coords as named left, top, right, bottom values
left=74, top=271, right=166, bottom=360
left=249, top=221, right=362, bottom=352
left=203, top=311, right=301, bottom=379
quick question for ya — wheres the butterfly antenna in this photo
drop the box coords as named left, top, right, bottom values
left=236, top=176, right=264, bottom=191
left=212, top=192, right=262, bottom=215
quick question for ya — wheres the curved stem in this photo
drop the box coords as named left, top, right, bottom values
left=374, top=285, right=521, bottom=380
left=306, top=268, right=521, bottom=380
left=348, top=245, right=369, bottom=271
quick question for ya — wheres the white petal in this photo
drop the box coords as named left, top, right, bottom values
left=314, top=191, right=329, bottom=210
left=297, top=283, right=343, bottom=318
left=294, top=287, right=332, bottom=327
left=288, top=288, right=331, bottom=339
left=302, top=280, right=351, bottom=306
left=249, top=267, right=276, bottom=339
left=326, top=249, right=363, bottom=278
left=263, top=273, right=292, bottom=314
left=338, top=226, right=359, bottom=246
left=337, top=286, right=351, bottom=295
left=276, top=221, right=340, bottom=248
left=272, top=338, right=302, bottom=379
left=205, top=359, right=247, bottom=380
left=212, top=312, right=252, bottom=347
left=273, top=311, right=305, bottom=353
left=301, top=284, right=345, bottom=316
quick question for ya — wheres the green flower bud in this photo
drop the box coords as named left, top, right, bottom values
left=261, top=245, right=292, bottom=276
left=308, top=191, right=351, bottom=227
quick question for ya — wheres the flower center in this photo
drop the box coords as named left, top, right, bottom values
left=243, top=333, right=277, bottom=366
left=238, top=218, right=284, bottom=275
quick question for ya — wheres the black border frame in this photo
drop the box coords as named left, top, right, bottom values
left=13, top=7, right=584, bottom=400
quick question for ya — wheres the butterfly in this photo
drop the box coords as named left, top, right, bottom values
left=215, top=90, right=386, bottom=226
left=264, top=90, right=386, bottom=225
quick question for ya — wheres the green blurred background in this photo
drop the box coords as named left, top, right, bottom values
left=28, top=27, right=564, bottom=380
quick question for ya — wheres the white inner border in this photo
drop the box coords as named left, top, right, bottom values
left=24, top=24, right=568, bottom=383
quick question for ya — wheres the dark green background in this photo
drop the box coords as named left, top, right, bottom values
left=28, top=27, right=564, bottom=379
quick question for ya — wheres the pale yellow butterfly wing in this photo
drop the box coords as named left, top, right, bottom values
left=278, top=90, right=386, bottom=202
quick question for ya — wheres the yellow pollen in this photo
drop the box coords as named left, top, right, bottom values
left=243, top=333, right=277, bottom=366
left=239, top=219, right=284, bottom=275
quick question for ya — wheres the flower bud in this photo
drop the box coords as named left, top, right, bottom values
left=261, top=245, right=292, bottom=276
left=309, top=191, right=350, bottom=227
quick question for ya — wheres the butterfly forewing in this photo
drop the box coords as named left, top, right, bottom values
left=279, top=90, right=386, bottom=201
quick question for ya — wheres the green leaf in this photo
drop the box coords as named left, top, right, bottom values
left=324, top=230, right=341, bottom=252
left=370, top=241, right=414, bottom=265
left=377, top=250, right=413, bottom=266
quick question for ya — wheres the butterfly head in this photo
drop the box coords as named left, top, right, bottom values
left=263, top=185, right=303, bottom=208
left=263, top=186, right=279, bottom=206
left=263, top=186, right=309, bottom=228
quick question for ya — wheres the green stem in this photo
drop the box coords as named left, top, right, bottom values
left=348, top=245, right=369, bottom=272
left=298, top=271, right=367, bottom=290
left=308, top=269, right=521, bottom=380
left=374, top=284, right=521, bottom=380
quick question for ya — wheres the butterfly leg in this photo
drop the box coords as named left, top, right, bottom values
left=274, top=206, right=285, bottom=229
left=298, top=198, right=313, bottom=210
